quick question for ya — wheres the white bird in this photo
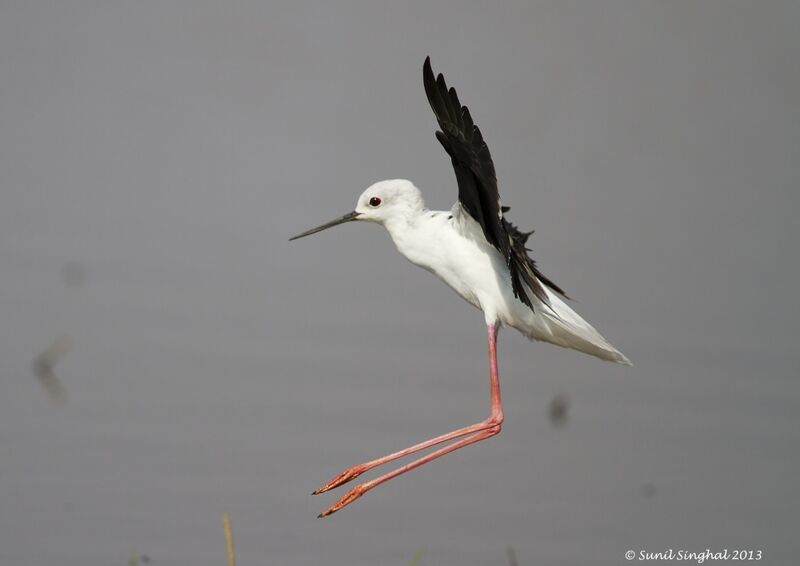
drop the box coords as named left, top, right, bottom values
left=290, top=57, right=630, bottom=517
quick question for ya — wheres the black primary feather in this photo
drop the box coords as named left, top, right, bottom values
left=423, top=56, right=566, bottom=308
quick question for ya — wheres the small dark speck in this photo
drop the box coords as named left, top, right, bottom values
left=548, top=393, right=569, bottom=428
left=640, top=482, right=657, bottom=498
left=32, top=335, right=71, bottom=405
left=447, top=215, right=453, bottom=220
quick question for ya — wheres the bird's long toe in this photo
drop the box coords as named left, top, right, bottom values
left=312, top=463, right=369, bottom=494
left=318, top=483, right=370, bottom=517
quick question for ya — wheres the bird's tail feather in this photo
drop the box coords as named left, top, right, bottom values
left=523, top=289, right=631, bottom=365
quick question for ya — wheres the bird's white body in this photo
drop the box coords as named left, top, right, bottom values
left=360, top=180, right=630, bottom=365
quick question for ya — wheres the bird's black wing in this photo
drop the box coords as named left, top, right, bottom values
left=423, top=56, right=564, bottom=308
left=502, top=207, right=568, bottom=300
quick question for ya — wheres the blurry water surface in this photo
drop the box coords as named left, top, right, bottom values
left=1, top=2, right=798, bottom=565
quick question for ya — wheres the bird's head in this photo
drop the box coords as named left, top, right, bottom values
left=289, top=179, right=425, bottom=241
left=355, top=179, right=425, bottom=223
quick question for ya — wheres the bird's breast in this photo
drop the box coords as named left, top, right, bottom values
left=387, top=214, right=511, bottom=316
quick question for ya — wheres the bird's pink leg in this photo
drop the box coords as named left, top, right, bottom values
left=314, top=324, right=503, bottom=494
left=312, top=418, right=497, bottom=494
left=317, top=324, right=504, bottom=517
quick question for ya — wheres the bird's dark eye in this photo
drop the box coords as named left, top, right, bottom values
left=369, top=197, right=382, bottom=207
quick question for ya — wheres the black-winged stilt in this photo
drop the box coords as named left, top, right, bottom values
left=290, top=57, right=630, bottom=517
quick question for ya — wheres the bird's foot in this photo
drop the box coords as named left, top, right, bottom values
left=312, top=463, right=369, bottom=494
left=318, top=483, right=370, bottom=518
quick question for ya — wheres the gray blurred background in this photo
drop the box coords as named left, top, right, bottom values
left=1, top=2, right=798, bottom=565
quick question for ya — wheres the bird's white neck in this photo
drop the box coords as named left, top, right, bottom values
left=381, top=205, right=461, bottom=280
left=381, top=205, right=427, bottom=243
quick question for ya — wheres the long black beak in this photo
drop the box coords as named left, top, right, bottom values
left=289, top=211, right=361, bottom=241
